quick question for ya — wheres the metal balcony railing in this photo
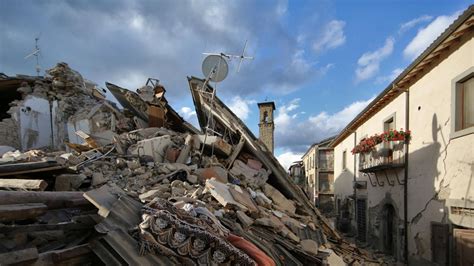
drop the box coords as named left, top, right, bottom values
left=359, top=141, right=405, bottom=172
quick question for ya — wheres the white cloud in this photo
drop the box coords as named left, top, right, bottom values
left=227, top=96, right=256, bottom=121
left=313, top=20, right=346, bottom=52
left=403, top=11, right=461, bottom=59
left=2, top=0, right=329, bottom=100
left=398, top=15, right=433, bottom=34
left=178, top=106, right=199, bottom=128
left=291, top=50, right=313, bottom=75
left=355, top=37, right=395, bottom=82
left=179, top=106, right=196, bottom=120
left=274, top=98, right=300, bottom=129
left=115, top=71, right=148, bottom=90
left=129, top=13, right=145, bottom=31
left=277, top=151, right=303, bottom=171
left=275, top=96, right=375, bottom=152
left=375, top=67, right=404, bottom=84
left=307, top=97, right=375, bottom=132
left=275, top=0, right=288, bottom=17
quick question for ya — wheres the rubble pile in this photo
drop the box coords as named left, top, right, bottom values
left=0, top=64, right=382, bottom=265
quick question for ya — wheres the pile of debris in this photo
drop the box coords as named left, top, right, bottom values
left=0, top=63, right=381, bottom=265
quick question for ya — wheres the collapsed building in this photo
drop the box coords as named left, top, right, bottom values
left=0, top=63, right=380, bottom=265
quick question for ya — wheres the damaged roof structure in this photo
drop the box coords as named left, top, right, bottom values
left=0, top=63, right=380, bottom=265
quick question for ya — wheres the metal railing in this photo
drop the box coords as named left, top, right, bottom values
left=359, top=141, right=405, bottom=170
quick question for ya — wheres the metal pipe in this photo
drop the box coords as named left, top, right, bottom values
left=404, top=89, right=410, bottom=264
left=353, top=132, right=357, bottom=238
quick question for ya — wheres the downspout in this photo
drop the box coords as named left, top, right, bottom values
left=49, top=100, right=54, bottom=148
left=353, top=132, right=357, bottom=236
left=315, top=147, right=318, bottom=206
left=404, top=89, right=409, bottom=264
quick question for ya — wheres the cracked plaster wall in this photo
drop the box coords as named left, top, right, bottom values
left=406, top=36, right=474, bottom=263
left=333, top=34, right=474, bottom=263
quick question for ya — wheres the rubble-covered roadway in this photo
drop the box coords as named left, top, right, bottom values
left=0, top=63, right=382, bottom=265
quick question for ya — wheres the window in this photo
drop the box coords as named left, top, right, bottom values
left=319, top=150, right=334, bottom=170
left=384, top=117, right=395, bottom=132
left=383, top=114, right=396, bottom=150
left=342, top=150, right=347, bottom=170
left=456, top=76, right=474, bottom=131
left=263, top=111, right=269, bottom=123
left=452, top=68, right=474, bottom=138
left=319, top=172, right=334, bottom=192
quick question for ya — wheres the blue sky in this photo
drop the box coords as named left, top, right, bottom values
left=1, top=0, right=472, bottom=168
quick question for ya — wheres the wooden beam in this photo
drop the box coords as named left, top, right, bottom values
left=226, top=136, right=246, bottom=169
left=0, top=179, right=48, bottom=191
left=0, top=248, right=39, bottom=265
left=0, top=190, right=90, bottom=209
left=0, top=203, right=48, bottom=221
left=0, top=221, right=93, bottom=234
left=0, top=165, right=65, bottom=177
left=452, top=25, right=473, bottom=38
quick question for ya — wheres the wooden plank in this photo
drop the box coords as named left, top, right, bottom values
left=0, top=165, right=65, bottom=177
left=83, top=184, right=124, bottom=217
left=0, top=247, right=39, bottom=265
left=0, top=161, right=58, bottom=173
left=0, top=203, right=47, bottom=221
left=0, top=178, right=48, bottom=190
left=0, top=190, right=90, bottom=209
left=148, top=105, right=166, bottom=127
left=0, top=221, right=93, bottom=234
left=226, top=136, right=245, bottom=169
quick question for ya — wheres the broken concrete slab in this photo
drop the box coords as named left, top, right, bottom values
left=129, top=135, right=174, bottom=163
left=229, top=159, right=268, bottom=188
left=205, top=178, right=246, bottom=210
left=54, top=174, right=86, bottom=191
left=195, top=165, right=228, bottom=183
left=228, top=184, right=258, bottom=213
left=236, top=210, right=254, bottom=228
left=92, top=172, right=107, bottom=186
left=300, top=239, right=319, bottom=256
left=263, top=183, right=296, bottom=214
left=247, top=158, right=263, bottom=170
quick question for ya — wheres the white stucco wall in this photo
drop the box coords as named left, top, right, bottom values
left=19, top=96, right=52, bottom=150
left=302, top=146, right=317, bottom=202
left=333, top=33, right=474, bottom=263
left=334, top=135, right=356, bottom=200
left=406, top=35, right=474, bottom=262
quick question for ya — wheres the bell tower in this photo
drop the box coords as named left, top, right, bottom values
left=258, top=101, right=275, bottom=154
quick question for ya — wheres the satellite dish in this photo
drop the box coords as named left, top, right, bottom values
left=202, top=55, right=228, bottom=82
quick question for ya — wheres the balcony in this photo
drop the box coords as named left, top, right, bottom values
left=359, top=141, right=405, bottom=172
left=357, top=141, right=406, bottom=186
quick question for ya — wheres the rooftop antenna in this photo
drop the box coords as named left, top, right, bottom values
left=203, top=40, right=254, bottom=73
left=24, top=34, right=41, bottom=76
left=198, top=41, right=254, bottom=160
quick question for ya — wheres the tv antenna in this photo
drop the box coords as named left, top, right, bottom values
left=24, top=34, right=42, bottom=76
left=202, top=40, right=254, bottom=73
left=198, top=41, right=254, bottom=159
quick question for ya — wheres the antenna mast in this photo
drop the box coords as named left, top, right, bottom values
left=24, top=36, right=41, bottom=76
left=202, top=40, right=254, bottom=73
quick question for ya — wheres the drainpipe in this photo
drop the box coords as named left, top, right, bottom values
left=315, top=146, right=318, bottom=206
left=404, top=89, right=410, bottom=264
left=353, top=132, right=357, bottom=237
left=49, top=100, right=54, bottom=148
